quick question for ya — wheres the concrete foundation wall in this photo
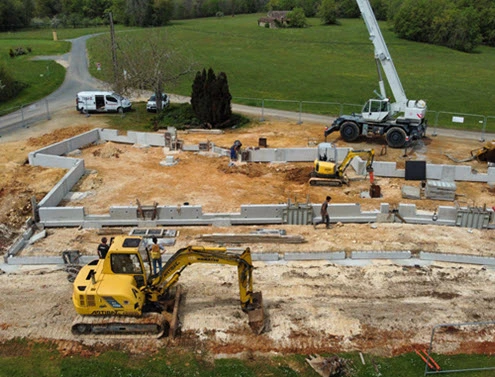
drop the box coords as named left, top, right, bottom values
left=99, top=129, right=165, bottom=146
left=8, top=250, right=495, bottom=266
left=37, top=160, right=85, bottom=208
left=26, top=128, right=494, bottom=230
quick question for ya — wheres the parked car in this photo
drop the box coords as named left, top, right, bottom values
left=76, top=91, right=132, bottom=113
left=146, top=93, right=170, bottom=112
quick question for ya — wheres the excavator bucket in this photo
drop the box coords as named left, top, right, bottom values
left=248, top=291, right=266, bottom=334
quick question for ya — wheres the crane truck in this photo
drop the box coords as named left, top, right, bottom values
left=324, top=0, right=427, bottom=148
left=71, top=236, right=265, bottom=337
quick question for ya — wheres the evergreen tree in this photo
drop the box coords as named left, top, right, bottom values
left=191, top=68, right=232, bottom=128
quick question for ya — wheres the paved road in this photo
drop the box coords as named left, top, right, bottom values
left=0, top=34, right=104, bottom=136
left=0, top=35, right=493, bottom=143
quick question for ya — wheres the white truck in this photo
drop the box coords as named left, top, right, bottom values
left=324, top=0, right=427, bottom=148
left=76, top=91, right=132, bottom=114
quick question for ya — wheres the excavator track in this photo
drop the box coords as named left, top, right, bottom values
left=72, top=286, right=182, bottom=338
left=309, top=178, right=346, bottom=187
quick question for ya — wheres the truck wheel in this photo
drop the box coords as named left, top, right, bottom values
left=340, top=122, right=359, bottom=142
left=386, top=127, right=407, bottom=148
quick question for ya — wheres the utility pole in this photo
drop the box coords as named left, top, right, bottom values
left=109, top=12, right=120, bottom=92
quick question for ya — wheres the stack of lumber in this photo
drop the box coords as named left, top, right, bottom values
left=198, top=232, right=306, bottom=244
left=425, top=180, right=456, bottom=201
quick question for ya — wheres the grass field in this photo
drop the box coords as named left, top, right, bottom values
left=1, top=339, right=495, bottom=377
left=85, top=14, right=495, bottom=128
left=0, top=26, right=117, bottom=113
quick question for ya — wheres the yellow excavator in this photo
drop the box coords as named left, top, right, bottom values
left=446, top=140, right=495, bottom=163
left=309, top=148, right=375, bottom=186
left=71, top=236, right=265, bottom=337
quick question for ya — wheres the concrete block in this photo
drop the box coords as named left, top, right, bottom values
left=6, top=237, right=26, bottom=258
left=211, top=218, right=232, bottom=226
left=38, top=161, right=85, bottom=208
left=402, top=185, right=421, bottom=199
left=182, top=144, right=200, bottom=152
left=397, top=203, right=417, bottom=218
left=420, top=252, right=495, bottom=266
left=28, top=230, right=47, bottom=244
left=425, top=164, right=443, bottom=180
left=352, top=251, right=411, bottom=259
left=252, top=253, right=280, bottom=262
left=375, top=213, right=394, bottom=223
left=7, top=256, right=64, bottom=265
left=284, top=252, right=346, bottom=261
left=160, top=155, right=177, bottom=166
left=437, top=206, right=459, bottom=222
left=159, top=205, right=203, bottom=219
left=283, top=148, right=318, bottom=162
left=373, top=162, right=403, bottom=178
left=380, top=203, right=390, bottom=213
left=440, top=165, right=456, bottom=181
left=39, top=207, right=85, bottom=222
left=455, top=166, right=475, bottom=181
left=240, top=205, right=285, bottom=219
left=109, top=206, right=138, bottom=220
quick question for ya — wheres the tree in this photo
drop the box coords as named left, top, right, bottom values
left=287, top=7, right=307, bottom=27
left=104, top=29, right=196, bottom=114
left=191, top=68, right=232, bottom=128
left=317, top=0, right=337, bottom=25
left=335, top=0, right=359, bottom=18
left=394, top=0, right=482, bottom=52
left=431, top=6, right=481, bottom=52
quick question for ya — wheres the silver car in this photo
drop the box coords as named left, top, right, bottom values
left=146, top=93, right=170, bottom=112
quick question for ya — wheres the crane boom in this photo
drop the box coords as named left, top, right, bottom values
left=356, top=0, right=407, bottom=111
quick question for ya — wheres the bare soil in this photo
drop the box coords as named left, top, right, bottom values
left=0, top=108, right=494, bottom=358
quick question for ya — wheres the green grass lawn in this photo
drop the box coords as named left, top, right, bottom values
left=86, top=14, right=495, bottom=131
left=0, top=26, right=120, bottom=114
left=1, top=339, right=495, bottom=377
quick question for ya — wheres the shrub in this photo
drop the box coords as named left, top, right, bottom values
left=0, top=63, right=27, bottom=101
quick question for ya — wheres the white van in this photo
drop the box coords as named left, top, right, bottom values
left=76, top=91, right=132, bottom=113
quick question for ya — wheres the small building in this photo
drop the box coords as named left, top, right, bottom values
left=258, top=11, right=289, bottom=28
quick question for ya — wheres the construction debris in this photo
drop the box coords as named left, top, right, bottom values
left=306, top=354, right=354, bottom=377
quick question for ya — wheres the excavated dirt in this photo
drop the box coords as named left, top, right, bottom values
left=0, top=108, right=494, bottom=358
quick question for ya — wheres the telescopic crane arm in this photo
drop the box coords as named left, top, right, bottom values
left=355, top=0, right=426, bottom=121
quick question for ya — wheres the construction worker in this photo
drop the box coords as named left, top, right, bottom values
left=151, top=237, right=165, bottom=275
left=97, top=237, right=109, bottom=259
left=314, top=196, right=332, bottom=229
left=229, top=140, right=242, bottom=166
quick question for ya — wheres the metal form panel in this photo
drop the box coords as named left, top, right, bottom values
left=282, top=199, right=313, bottom=225
left=455, top=207, right=491, bottom=229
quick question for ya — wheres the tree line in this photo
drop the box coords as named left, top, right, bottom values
left=1, top=0, right=494, bottom=51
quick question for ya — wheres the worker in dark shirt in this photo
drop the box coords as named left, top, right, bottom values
left=97, top=237, right=110, bottom=259
left=314, top=196, right=332, bottom=229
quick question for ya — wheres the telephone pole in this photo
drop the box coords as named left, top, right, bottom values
left=109, top=12, right=120, bottom=92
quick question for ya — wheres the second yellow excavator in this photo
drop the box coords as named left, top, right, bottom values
left=309, top=146, right=375, bottom=187
left=71, top=236, right=265, bottom=337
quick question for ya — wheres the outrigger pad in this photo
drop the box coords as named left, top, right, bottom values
left=248, top=291, right=266, bottom=335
